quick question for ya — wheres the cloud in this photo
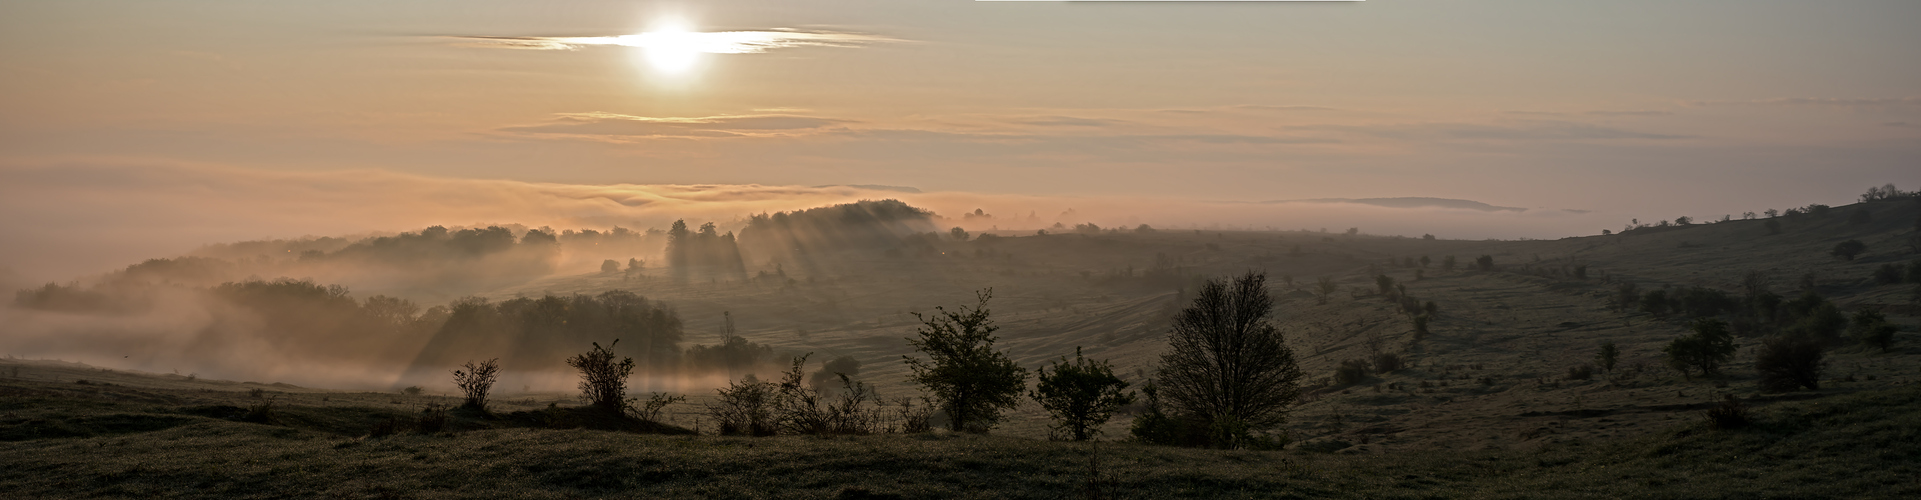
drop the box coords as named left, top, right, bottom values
left=1007, top=116, right=1130, bottom=127
left=500, top=112, right=852, bottom=138
left=444, top=29, right=897, bottom=53
left=1685, top=97, right=1921, bottom=110
left=1884, top=121, right=1921, bottom=129
left=1297, top=120, right=1689, bottom=141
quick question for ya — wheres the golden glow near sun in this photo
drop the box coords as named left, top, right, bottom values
left=634, top=22, right=701, bottom=73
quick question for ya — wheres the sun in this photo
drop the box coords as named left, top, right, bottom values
left=637, top=22, right=701, bottom=74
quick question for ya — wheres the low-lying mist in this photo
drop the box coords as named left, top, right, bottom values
left=0, top=160, right=1615, bottom=285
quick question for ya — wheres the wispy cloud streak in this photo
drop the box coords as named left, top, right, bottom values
left=447, top=29, right=896, bottom=53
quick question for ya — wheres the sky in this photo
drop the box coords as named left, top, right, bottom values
left=1, top=0, right=1918, bottom=282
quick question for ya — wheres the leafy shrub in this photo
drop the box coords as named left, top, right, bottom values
left=709, top=375, right=777, bottom=436
left=1832, top=239, right=1866, bottom=261
left=1755, top=335, right=1823, bottom=392
left=1031, top=347, right=1136, bottom=441
left=904, top=289, right=1027, bottom=433
left=1873, top=264, right=1904, bottom=285
left=416, top=404, right=449, bottom=433
left=1702, top=395, right=1750, bottom=430
left=452, top=358, right=500, bottom=411
left=1596, top=342, right=1619, bottom=376
left=566, top=340, right=634, bottom=413
left=243, top=398, right=278, bottom=424
left=1371, top=352, right=1404, bottom=374
left=1848, top=307, right=1898, bottom=352
left=1333, top=359, right=1369, bottom=385
left=634, top=393, right=685, bottom=424
left=1664, top=319, right=1737, bottom=379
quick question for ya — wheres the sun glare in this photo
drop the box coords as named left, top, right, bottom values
left=637, top=22, right=701, bottom=74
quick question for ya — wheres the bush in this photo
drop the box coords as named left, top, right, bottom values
left=1153, top=272, right=1304, bottom=448
left=452, top=358, right=501, bottom=411
left=416, top=404, right=449, bottom=433
left=1412, top=315, right=1430, bottom=340
left=401, top=386, right=422, bottom=396
left=1129, top=381, right=1211, bottom=447
left=566, top=340, right=635, bottom=413
left=1596, top=342, right=1619, bottom=375
left=1702, top=395, right=1750, bottom=430
left=1756, top=335, right=1824, bottom=392
left=1333, top=359, right=1369, bottom=385
left=1442, top=255, right=1457, bottom=272
left=1832, top=239, right=1866, bottom=261
left=243, top=398, right=278, bottom=424
left=904, top=289, right=1027, bottom=433
left=1371, top=352, right=1403, bottom=374
left=709, top=374, right=778, bottom=436
left=1664, top=319, right=1737, bottom=379
left=1848, top=307, right=1898, bottom=353
left=1565, top=364, right=1594, bottom=381
left=1874, top=264, right=1905, bottom=285
left=634, top=393, right=685, bottom=424
left=1474, top=255, right=1494, bottom=271
left=1640, top=289, right=1670, bottom=316
left=1031, top=347, right=1136, bottom=441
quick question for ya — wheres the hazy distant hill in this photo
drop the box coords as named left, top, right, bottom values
left=1264, top=197, right=1528, bottom=212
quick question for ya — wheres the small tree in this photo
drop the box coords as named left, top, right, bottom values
left=1441, top=255, right=1457, bottom=272
left=950, top=227, right=970, bottom=241
left=1663, top=319, right=1737, bottom=379
left=1474, top=255, right=1494, bottom=271
left=1031, top=347, right=1136, bottom=441
left=600, top=259, right=621, bottom=273
left=1595, top=342, right=1619, bottom=377
left=1832, top=239, right=1866, bottom=261
left=1848, top=307, right=1898, bottom=352
left=567, top=340, right=635, bottom=413
left=1755, top=335, right=1823, bottom=392
left=1153, top=271, right=1304, bottom=448
left=1314, top=276, right=1337, bottom=305
left=904, top=289, right=1027, bottom=433
left=452, top=358, right=501, bottom=411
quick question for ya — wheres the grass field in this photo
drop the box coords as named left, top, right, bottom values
left=2, top=357, right=1917, bottom=498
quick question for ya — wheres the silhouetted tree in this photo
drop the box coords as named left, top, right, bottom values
left=950, top=227, right=970, bottom=241
left=452, top=358, right=501, bottom=411
left=1755, top=335, right=1823, bottom=392
left=904, top=289, right=1027, bottom=432
left=1832, top=239, right=1867, bottom=261
left=1663, top=319, right=1737, bottom=379
left=1848, top=307, right=1898, bottom=352
left=601, top=259, right=620, bottom=273
left=1153, top=271, right=1304, bottom=448
left=567, top=340, right=635, bottom=413
left=1596, top=342, right=1619, bottom=378
left=1031, top=347, right=1135, bottom=441
left=1314, top=276, right=1337, bottom=305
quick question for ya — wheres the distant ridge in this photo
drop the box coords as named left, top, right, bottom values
left=814, top=184, right=923, bottom=193
left=1262, top=197, right=1527, bottom=212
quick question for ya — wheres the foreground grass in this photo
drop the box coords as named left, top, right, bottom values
left=2, top=379, right=1917, bottom=498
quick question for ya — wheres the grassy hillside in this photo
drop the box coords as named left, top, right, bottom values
left=1, top=358, right=1915, bottom=498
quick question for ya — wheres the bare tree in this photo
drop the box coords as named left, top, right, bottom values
left=452, top=358, right=501, bottom=411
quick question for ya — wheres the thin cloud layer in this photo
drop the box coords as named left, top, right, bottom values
left=502, top=112, right=853, bottom=138
left=448, top=29, right=897, bottom=53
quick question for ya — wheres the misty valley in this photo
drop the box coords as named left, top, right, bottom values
left=4, top=194, right=1919, bottom=498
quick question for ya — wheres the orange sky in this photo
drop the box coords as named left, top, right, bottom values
left=1, top=0, right=1918, bottom=281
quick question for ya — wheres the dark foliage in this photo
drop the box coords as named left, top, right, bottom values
left=904, top=289, right=1028, bottom=433
left=1755, top=335, right=1824, bottom=392
left=1702, top=395, right=1751, bottom=430
left=709, top=374, right=778, bottom=436
left=1333, top=359, right=1369, bottom=385
left=566, top=340, right=635, bottom=413
left=1474, top=255, right=1494, bottom=271
left=1031, top=347, right=1136, bottom=441
left=1152, top=272, right=1304, bottom=448
left=1831, top=239, right=1866, bottom=261
left=1664, top=319, right=1737, bottom=379
left=452, top=358, right=501, bottom=411
left=1848, top=308, right=1898, bottom=352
